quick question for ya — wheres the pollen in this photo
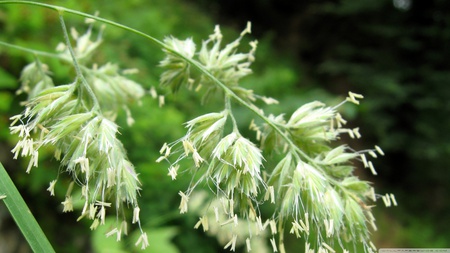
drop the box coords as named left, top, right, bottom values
left=178, top=191, right=189, bottom=213
left=360, top=154, right=369, bottom=168
left=298, top=220, right=309, bottom=235
left=89, top=204, right=97, bottom=219
left=375, top=145, right=385, bottom=156
left=290, top=221, right=302, bottom=238
left=192, top=149, right=204, bottom=167
left=214, top=206, right=220, bottom=222
left=47, top=180, right=57, bottom=196
left=256, top=216, right=264, bottom=232
left=270, top=237, right=278, bottom=252
left=132, top=207, right=140, bottom=224
left=167, top=164, right=179, bottom=180
left=224, top=234, right=237, bottom=252
left=390, top=193, right=398, bottom=206
left=346, top=91, right=364, bottom=105
left=368, top=161, right=378, bottom=175
left=269, top=219, right=277, bottom=234
left=382, top=194, right=391, bottom=207
left=150, top=86, right=157, bottom=98
left=353, top=128, right=361, bottom=138
left=135, top=232, right=149, bottom=250
left=246, top=238, right=252, bottom=252
left=98, top=206, right=106, bottom=224
left=158, top=95, right=165, bottom=107
left=194, top=215, right=209, bottom=231
left=182, top=140, right=194, bottom=156
left=240, top=21, right=252, bottom=36
left=90, top=219, right=99, bottom=230
left=61, top=196, right=74, bottom=212
left=159, top=142, right=169, bottom=154
left=322, top=242, right=336, bottom=253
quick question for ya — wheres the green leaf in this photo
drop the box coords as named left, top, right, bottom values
left=0, top=67, right=17, bottom=89
left=131, top=227, right=179, bottom=253
left=0, top=162, right=55, bottom=252
left=0, top=92, right=13, bottom=111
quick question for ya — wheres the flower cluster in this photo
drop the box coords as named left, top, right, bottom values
left=160, top=22, right=257, bottom=103
left=159, top=22, right=395, bottom=253
left=17, top=60, right=54, bottom=100
left=256, top=93, right=393, bottom=252
left=158, top=109, right=266, bottom=219
left=189, top=191, right=271, bottom=253
left=9, top=16, right=395, bottom=252
left=10, top=22, right=148, bottom=249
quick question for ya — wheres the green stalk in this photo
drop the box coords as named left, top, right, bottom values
left=0, top=41, right=63, bottom=59
left=0, top=0, right=342, bottom=193
left=58, top=12, right=101, bottom=111
left=0, top=1, right=297, bottom=155
left=0, top=162, right=55, bottom=253
left=0, top=0, right=339, bottom=189
left=0, top=1, right=312, bottom=159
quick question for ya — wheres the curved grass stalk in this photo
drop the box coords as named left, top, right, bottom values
left=0, top=162, right=55, bottom=253
left=58, top=13, right=101, bottom=111
left=0, top=41, right=63, bottom=59
left=0, top=1, right=307, bottom=162
left=1, top=0, right=349, bottom=225
left=0, top=2, right=377, bottom=251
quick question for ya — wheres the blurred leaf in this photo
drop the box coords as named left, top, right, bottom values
left=131, top=227, right=179, bottom=253
left=0, top=68, right=17, bottom=89
left=91, top=218, right=127, bottom=253
left=0, top=92, right=12, bottom=111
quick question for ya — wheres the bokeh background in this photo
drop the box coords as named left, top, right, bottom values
left=0, top=0, right=449, bottom=252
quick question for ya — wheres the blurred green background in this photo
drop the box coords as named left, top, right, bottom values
left=0, top=0, right=449, bottom=252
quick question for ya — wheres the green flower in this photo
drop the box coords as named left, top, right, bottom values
left=10, top=24, right=147, bottom=248
left=160, top=23, right=258, bottom=103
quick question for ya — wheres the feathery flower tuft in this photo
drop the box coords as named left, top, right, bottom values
left=160, top=23, right=259, bottom=103
left=158, top=21, right=391, bottom=253
left=10, top=24, right=148, bottom=248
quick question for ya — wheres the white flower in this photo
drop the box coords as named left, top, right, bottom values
left=135, top=232, right=149, bottom=250
left=47, top=180, right=57, bottom=196
left=132, top=207, right=140, bottom=224
left=167, top=164, right=179, bottom=180
left=224, top=234, right=237, bottom=252
left=61, top=196, right=73, bottom=213
left=179, top=191, right=189, bottom=214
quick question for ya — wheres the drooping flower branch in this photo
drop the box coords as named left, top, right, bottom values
left=9, top=15, right=148, bottom=249
left=1, top=1, right=397, bottom=251
left=158, top=23, right=396, bottom=253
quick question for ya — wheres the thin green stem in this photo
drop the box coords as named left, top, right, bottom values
left=0, top=1, right=301, bottom=159
left=0, top=41, right=64, bottom=59
left=0, top=1, right=166, bottom=48
left=1, top=0, right=319, bottom=170
left=0, top=162, right=55, bottom=252
left=224, top=96, right=239, bottom=133
left=183, top=57, right=316, bottom=167
left=58, top=12, right=100, bottom=111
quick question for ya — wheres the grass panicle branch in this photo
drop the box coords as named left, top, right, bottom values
left=0, top=1, right=395, bottom=252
